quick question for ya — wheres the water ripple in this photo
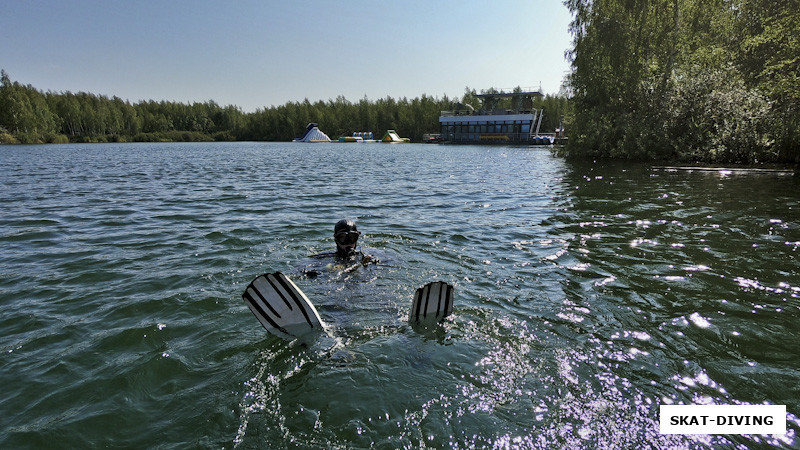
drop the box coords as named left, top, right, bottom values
left=1, top=144, right=798, bottom=448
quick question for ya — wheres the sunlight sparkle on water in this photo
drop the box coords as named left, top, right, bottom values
left=683, top=265, right=711, bottom=272
left=689, top=312, right=711, bottom=328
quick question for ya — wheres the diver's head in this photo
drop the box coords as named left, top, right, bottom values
left=334, top=219, right=360, bottom=256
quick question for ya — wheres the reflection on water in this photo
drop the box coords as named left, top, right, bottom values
left=0, top=143, right=798, bottom=448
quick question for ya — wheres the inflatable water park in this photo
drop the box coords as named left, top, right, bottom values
left=294, top=123, right=411, bottom=143
left=293, top=123, right=331, bottom=142
left=380, top=130, right=410, bottom=143
left=338, top=132, right=376, bottom=143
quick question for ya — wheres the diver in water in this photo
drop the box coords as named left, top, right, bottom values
left=333, top=219, right=372, bottom=259
left=303, top=219, right=378, bottom=277
left=243, top=219, right=454, bottom=338
left=333, top=219, right=361, bottom=257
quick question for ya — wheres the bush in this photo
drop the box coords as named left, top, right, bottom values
left=15, top=133, right=44, bottom=144
left=0, top=132, right=18, bottom=144
left=667, top=64, right=774, bottom=163
left=213, top=130, right=236, bottom=141
left=131, top=130, right=214, bottom=142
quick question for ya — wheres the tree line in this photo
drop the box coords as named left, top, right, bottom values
left=4, top=0, right=798, bottom=165
left=0, top=70, right=566, bottom=145
left=564, top=0, right=799, bottom=164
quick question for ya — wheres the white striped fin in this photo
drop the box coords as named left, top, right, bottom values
left=410, top=281, right=454, bottom=324
left=242, top=272, right=324, bottom=339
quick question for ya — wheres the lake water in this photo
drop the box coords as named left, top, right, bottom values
left=1, top=142, right=798, bottom=448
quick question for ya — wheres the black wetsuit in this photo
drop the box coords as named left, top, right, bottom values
left=302, top=248, right=379, bottom=278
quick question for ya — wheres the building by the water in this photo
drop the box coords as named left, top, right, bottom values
left=439, top=88, right=554, bottom=144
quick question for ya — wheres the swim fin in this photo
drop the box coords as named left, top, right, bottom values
left=242, top=272, right=325, bottom=340
left=410, top=281, right=454, bottom=324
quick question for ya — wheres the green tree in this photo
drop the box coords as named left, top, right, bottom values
left=736, top=0, right=800, bottom=161
left=564, top=0, right=788, bottom=163
left=0, top=71, right=59, bottom=141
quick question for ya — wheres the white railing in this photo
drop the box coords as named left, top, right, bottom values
left=440, top=109, right=538, bottom=117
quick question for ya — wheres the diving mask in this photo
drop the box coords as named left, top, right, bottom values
left=334, top=230, right=361, bottom=246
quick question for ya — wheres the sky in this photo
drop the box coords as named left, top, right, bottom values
left=1, top=0, right=574, bottom=112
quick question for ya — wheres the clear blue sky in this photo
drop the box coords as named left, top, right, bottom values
left=1, top=0, right=573, bottom=112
